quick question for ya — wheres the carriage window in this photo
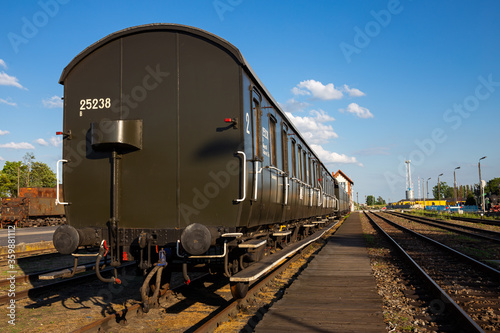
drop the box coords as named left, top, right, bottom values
left=253, top=98, right=262, bottom=159
left=269, top=116, right=277, bottom=166
left=298, top=146, right=302, bottom=180
left=291, top=140, right=296, bottom=177
left=282, top=127, right=288, bottom=174
left=303, top=151, right=308, bottom=183
left=308, top=157, right=312, bottom=186
left=312, top=161, right=316, bottom=187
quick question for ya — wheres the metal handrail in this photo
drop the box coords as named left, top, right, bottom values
left=235, top=151, right=246, bottom=203
left=56, top=159, right=69, bottom=205
left=261, top=165, right=286, bottom=175
left=253, top=160, right=259, bottom=201
left=290, top=177, right=311, bottom=188
left=318, top=183, right=323, bottom=207
left=284, top=176, right=289, bottom=205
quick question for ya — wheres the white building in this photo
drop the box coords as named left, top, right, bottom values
left=333, top=169, right=354, bottom=211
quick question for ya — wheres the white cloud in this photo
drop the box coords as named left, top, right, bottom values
left=0, top=59, right=6, bottom=69
left=292, top=80, right=343, bottom=100
left=291, top=86, right=310, bottom=96
left=49, top=136, right=62, bottom=147
left=35, top=136, right=62, bottom=147
left=311, top=144, right=363, bottom=167
left=35, top=138, right=49, bottom=146
left=0, top=130, right=10, bottom=135
left=0, top=98, right=17, bottom=107
left=0, top=156, right=4, bottom=161
left=286, top=110, right=338, bottom=144
left=0, top=142, right=35, bottom=149
left=279, top=98, right=310, bottom=113
left=309, top=109, right=335, bottom=122
left=339, top=103, right=374, bottom=119
left=0, top=72, right=26, bottom=90
left=343, top=84, right=365, bottom=97
left=42, top=95, right=63, bottom=108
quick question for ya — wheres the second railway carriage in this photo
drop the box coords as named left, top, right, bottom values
left=52, top=23, right=350, bottom=306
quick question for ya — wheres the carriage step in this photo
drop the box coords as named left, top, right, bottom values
left=273, top=230, right=292, bottom=236
left=230, top=221, right=338, bottom=283
left=302, top=224, right=315, bottom=228
left=221, top=232, right=243, bottom=238
left=238, top=239, right=267, bottom=248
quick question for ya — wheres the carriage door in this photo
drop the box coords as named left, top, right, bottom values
left=268, top=114, right=281, bottom=222
left=245, top=87, right=264, bottom=227
left=281, top=123, right=289, bottom=221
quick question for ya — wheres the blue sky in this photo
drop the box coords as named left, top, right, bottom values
left=1, top=0, right=499, bottom=203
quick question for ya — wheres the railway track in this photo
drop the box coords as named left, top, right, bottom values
left=0, top=248, right=58, bottom=265
left=70, top=221, right=343, bottom=333
left=413, top=211, right=500, bottom=227
left=388, top=211, right=500, bottom=242
left=450, top=215, right=500, bottom=227
left=365, top=211, right=500, bottom=332
left=383, top=211, right=500, bottom=270
left=0, top=259, right=105, bottom=288
left=0, top=262, right=136, bottom=306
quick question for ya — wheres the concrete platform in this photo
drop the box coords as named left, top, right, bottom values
left=254, top=212, right=386, bottom=332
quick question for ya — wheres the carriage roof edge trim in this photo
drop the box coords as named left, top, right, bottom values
left=58, top=23, right=245, bottom=84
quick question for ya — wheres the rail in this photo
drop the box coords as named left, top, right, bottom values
left=364, top=212, right=487, bottom=333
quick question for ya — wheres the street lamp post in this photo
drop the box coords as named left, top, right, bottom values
left=17, top=166, right=20, bottom=197
left=438, top=173, right=443, bottom=200
left=479, top=156, right=487, bottom=215
left=454, top=166, right=460, bottom=205
left=422, top=181, right=425, bottom=209
left=426, top=177, right=431, bottom=209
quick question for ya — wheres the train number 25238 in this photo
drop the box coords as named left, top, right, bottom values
left=79, top=98, right=111, bottom=110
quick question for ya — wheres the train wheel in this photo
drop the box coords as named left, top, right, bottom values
left=230, top=282, right=248, bottom=299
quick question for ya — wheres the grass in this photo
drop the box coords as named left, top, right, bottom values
left=407, top=209, right=499, bottom=221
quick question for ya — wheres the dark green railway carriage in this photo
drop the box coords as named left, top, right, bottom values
left=53, top=24, right=349, bottom=301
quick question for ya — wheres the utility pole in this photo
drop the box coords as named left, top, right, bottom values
left=426, top=177, right=431, bottom=208
left=479, top=156, right=487, bottom=215
left=454, top=166, right=460, bottom=205
left=17, top=165, right=20, bottom=197
left=438, top=173, right=443, bottom=200
left=422, top=181, right=425, bottom=209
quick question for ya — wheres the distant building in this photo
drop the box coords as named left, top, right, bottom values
left=333, top=170, right=354, bottom=211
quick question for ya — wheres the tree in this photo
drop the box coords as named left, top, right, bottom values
left=485, top=177, right=500, bottom=195
left=432, top=181, right=453, bottom=199
left=0, top=172, right=12, bottom=197
left=0, top=154, right=56, bottom=197
left=465, top=193, right=477, bottom=206
left=30, top=162, right=56, bottom=187
left=376, top=196, right=386, bottom=205
left=0, top=161, right=26, bottom=197
left=22, top=152, right=35, bottom=187
left=366, top=195, right=375, bottom=206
